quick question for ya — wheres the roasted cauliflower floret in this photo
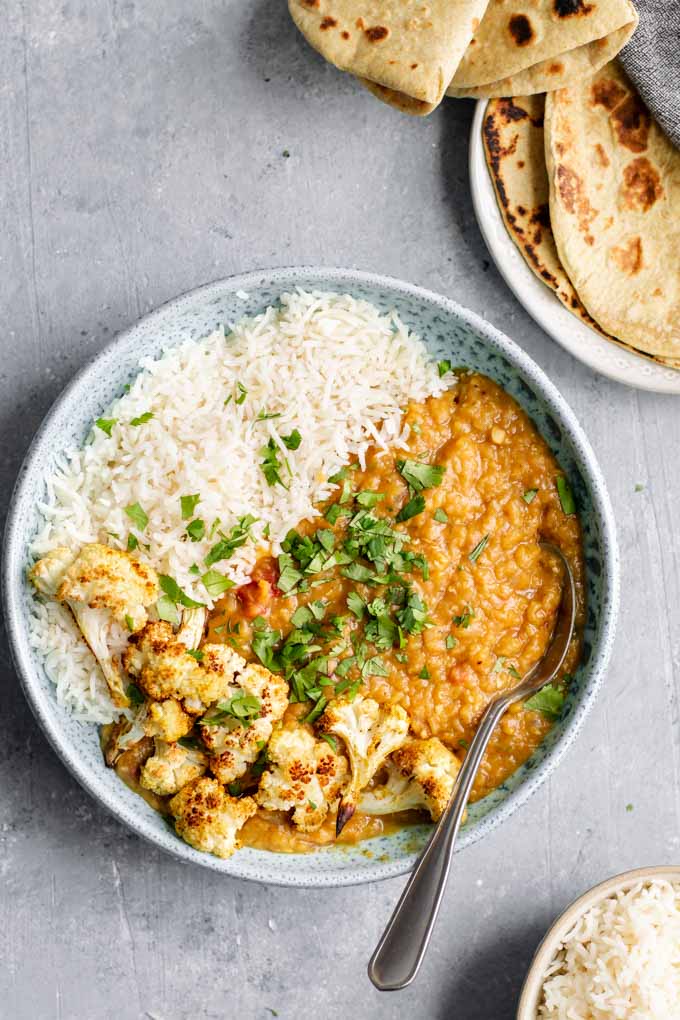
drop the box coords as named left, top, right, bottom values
left=201, top=663, right=289, bottom=784
left=33, top=542, right=158, bottom=632
left=139, top=739, right=207, bottom=796
left=30, top=543, right=159, bottom=707
left=143, top=699, right=193, bottom=743
left=318, top=694, right=409, bottom=834
left=169, top=777, right=256, bottom=859
left=123, top=621, right=246, bottom=711
left=359, top=737, right=461, bottom=821
left=30, top=543, right=159, bottom=708
left=256, top=724, right=349, bottom=833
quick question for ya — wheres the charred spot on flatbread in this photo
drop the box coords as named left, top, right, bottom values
left=611, top=95, right=651, bottom=153
left=556, top=164, right=596, bottom=244
left=553, top=0, right=595, bottom=17
left=593, top=143, right=610, bottom=167
left=508, top=14, right=535, bottom=47
left=365, top=25, right=389, bottom=42
left=320, top=16, right=337, bottom=30
left=620, top=157, right=664, bottom=212
left=610, top=236, right=643, bottom=275
left=591, top=77, right=627, bottom=112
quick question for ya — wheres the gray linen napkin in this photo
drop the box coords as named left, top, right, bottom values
left=620, top=0, right=680, bottom=149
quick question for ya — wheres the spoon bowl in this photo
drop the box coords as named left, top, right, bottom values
left=368, top=542, right=576, bottom=991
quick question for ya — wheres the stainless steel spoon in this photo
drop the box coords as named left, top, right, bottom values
left=367, top=541, right=576, bottom=992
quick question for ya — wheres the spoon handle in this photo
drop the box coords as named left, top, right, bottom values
left=367, top=692, right=512, bottom=991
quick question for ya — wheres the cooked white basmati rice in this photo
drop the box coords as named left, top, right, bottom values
left=539, top=880, right=680, bottom=1019
left=28, top=289, right=447, bottom=722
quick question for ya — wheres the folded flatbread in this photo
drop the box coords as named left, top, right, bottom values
left=288, top=0, right=491, bottom=115
left=545, top=60, right=680, bottom=361
left=482, top=89, right=680, bottom=369
left=449, top=0, right=638, bottom=99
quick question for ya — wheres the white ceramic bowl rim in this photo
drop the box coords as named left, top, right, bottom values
left=2, top=265, right=620, bottom=886
left=517, top=865, right=680, bottom=1018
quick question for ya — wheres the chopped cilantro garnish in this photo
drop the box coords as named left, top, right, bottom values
left=228, top=782, right=242, bottom=797
left=186, top=649, right=204, bottom=662
left=201, top=693, right=262, bottom=727
left=126, top=683, right=144, bottom=707
left=458, top=738, right=469, bottom=750
left=524, top=684, right=565, bottom=720
left=626, top=803, right=634, bottom=812
left=522, top=488, right=538, bottom=504
left=356, top=491, right=385, bottom=508
left=328, top=466, right=349, bottom=484
left=180, top=493, right=201, bottom=520
left=556, top=476, right=576, bottom=515
left=234, top=382, right=247, bottom=405
left=158, top=574, right=204, bottom=609
left=251, top=620, right=281, bottom=671
left=396, top=494, right=426, bottom=523
left=491, top=656, right=505, bottom=673
left=130, top=411, right=153, bottom=426
left=282, top=429, right=302, bottom=451
left=446, top=635, right=457, bottom=650
left=205, top=515, right=256, bottom=566
left=320, top=733, right=338, bottom=753
left=346, top=591, right=365, bottom=618
left=260, top=438, right=288, bottom=488
left=156, top=593, right=180, bottom=625
left=341, top=563, right=374, bottom=583
left=453, top=605, right=474, bottom=628
left=434, top=508, right=448, bottom=523
left=634, top=483, right=645, bottom=493
left=186, top=518, right=205, bottom=542
left=437, top=360, right=452, bottom=377
left=468, top=534, right=490, bottom=563
left=397, top=459, right=445, bottom=493
left=95, top=418, right=116, bottom=436
left=508, top=665, right=522, bottom=680
left=419, top=666, right=431, bottom=680
left=124, top=614, right=134, bottom=632
left=277, top=553, right=303, bottom=593
left=397, top=591, right=430, bottom=634
left=201, top=569, right=235, bottom=598
left=126, top=533, right=139, bottom=552
left=124, top=502, right=148, bottom=531
left=255, top=410, right=282, bottom=422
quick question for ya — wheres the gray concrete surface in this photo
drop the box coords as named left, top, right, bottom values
left=2, top=3, right=679, bottom=1018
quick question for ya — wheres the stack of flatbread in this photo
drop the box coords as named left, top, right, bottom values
left=288, top=0, right=639, bottom=114
left=483, top=61, right=680, bottom=368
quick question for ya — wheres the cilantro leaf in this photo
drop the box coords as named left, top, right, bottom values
left=523, top=488, right=538, bottom=505
left=186, top=518, right=205, bottom=542
left=205, top=515, right=256, bottom=566
left=468, top=534, right=490, bottom=563
left=346, top=591, right=366, bottom=619
left=130, top=411, right=153, bottom=426
left=95, top=418, right=117, bottom=436
left=524, top=684, right=565, bottom=720
left=437, top=360, right=452, bottom=377
left=201, top=569, right=235, bottom=598
left=556, top=476, right=576, bottom=515
left=158, top=574, right=204, bottom=609
left=356, top=491, right=385, bottom=508
left=260, top=439, right=288, bottom=488
left=235, top=382, right=247, bottom=405
left=453, top=605, right=474, bottom=628
left=282, top=430, right=302, bottom=451
left=125, top=502, right=148, bottom=531
left=156, top=594, right=180, bottom=626
left=180, top=494, right=201, bottom=520
left=397, top=459, right=445, bottom=493
left=396, top=494, right=426, bottom=523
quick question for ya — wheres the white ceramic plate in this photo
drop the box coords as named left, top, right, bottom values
left=469, top=100, right=680, bottom=396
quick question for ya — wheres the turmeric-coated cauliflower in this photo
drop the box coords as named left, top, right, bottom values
left=139, top=739, right=207, bottom=796
left=169, top=777, right=257, bottom=859
left=256, top=724, right=349, bottom=833
left=317, top=694, right=409, bottom=834
left=30, top=544, right=159, bottom=707
left=358, top=737, right=461, bottom=822
left=123, top=622, right=246, bottom=711
left=143, top=699, right=193, bottom=743
left=201, top=663, right=289, bottom=785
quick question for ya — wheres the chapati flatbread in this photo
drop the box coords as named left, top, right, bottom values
left=288, top=0, right=490, bottom=115
left=449, top=0, right=637, bottom=98
left=448, top=18, right=637, bottom=98
left=545, top=60, right=680, bottom=361
left=483, top=94, right=680, bottom=370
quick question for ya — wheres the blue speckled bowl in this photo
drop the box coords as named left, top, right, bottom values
left=2, top=267, right=619, bottom=887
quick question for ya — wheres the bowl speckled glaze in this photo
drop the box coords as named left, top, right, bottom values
left=2, top=267, right=619, bottom=887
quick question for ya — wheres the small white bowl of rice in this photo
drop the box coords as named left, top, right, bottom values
left=518, top=866, right=680, bottom=1020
